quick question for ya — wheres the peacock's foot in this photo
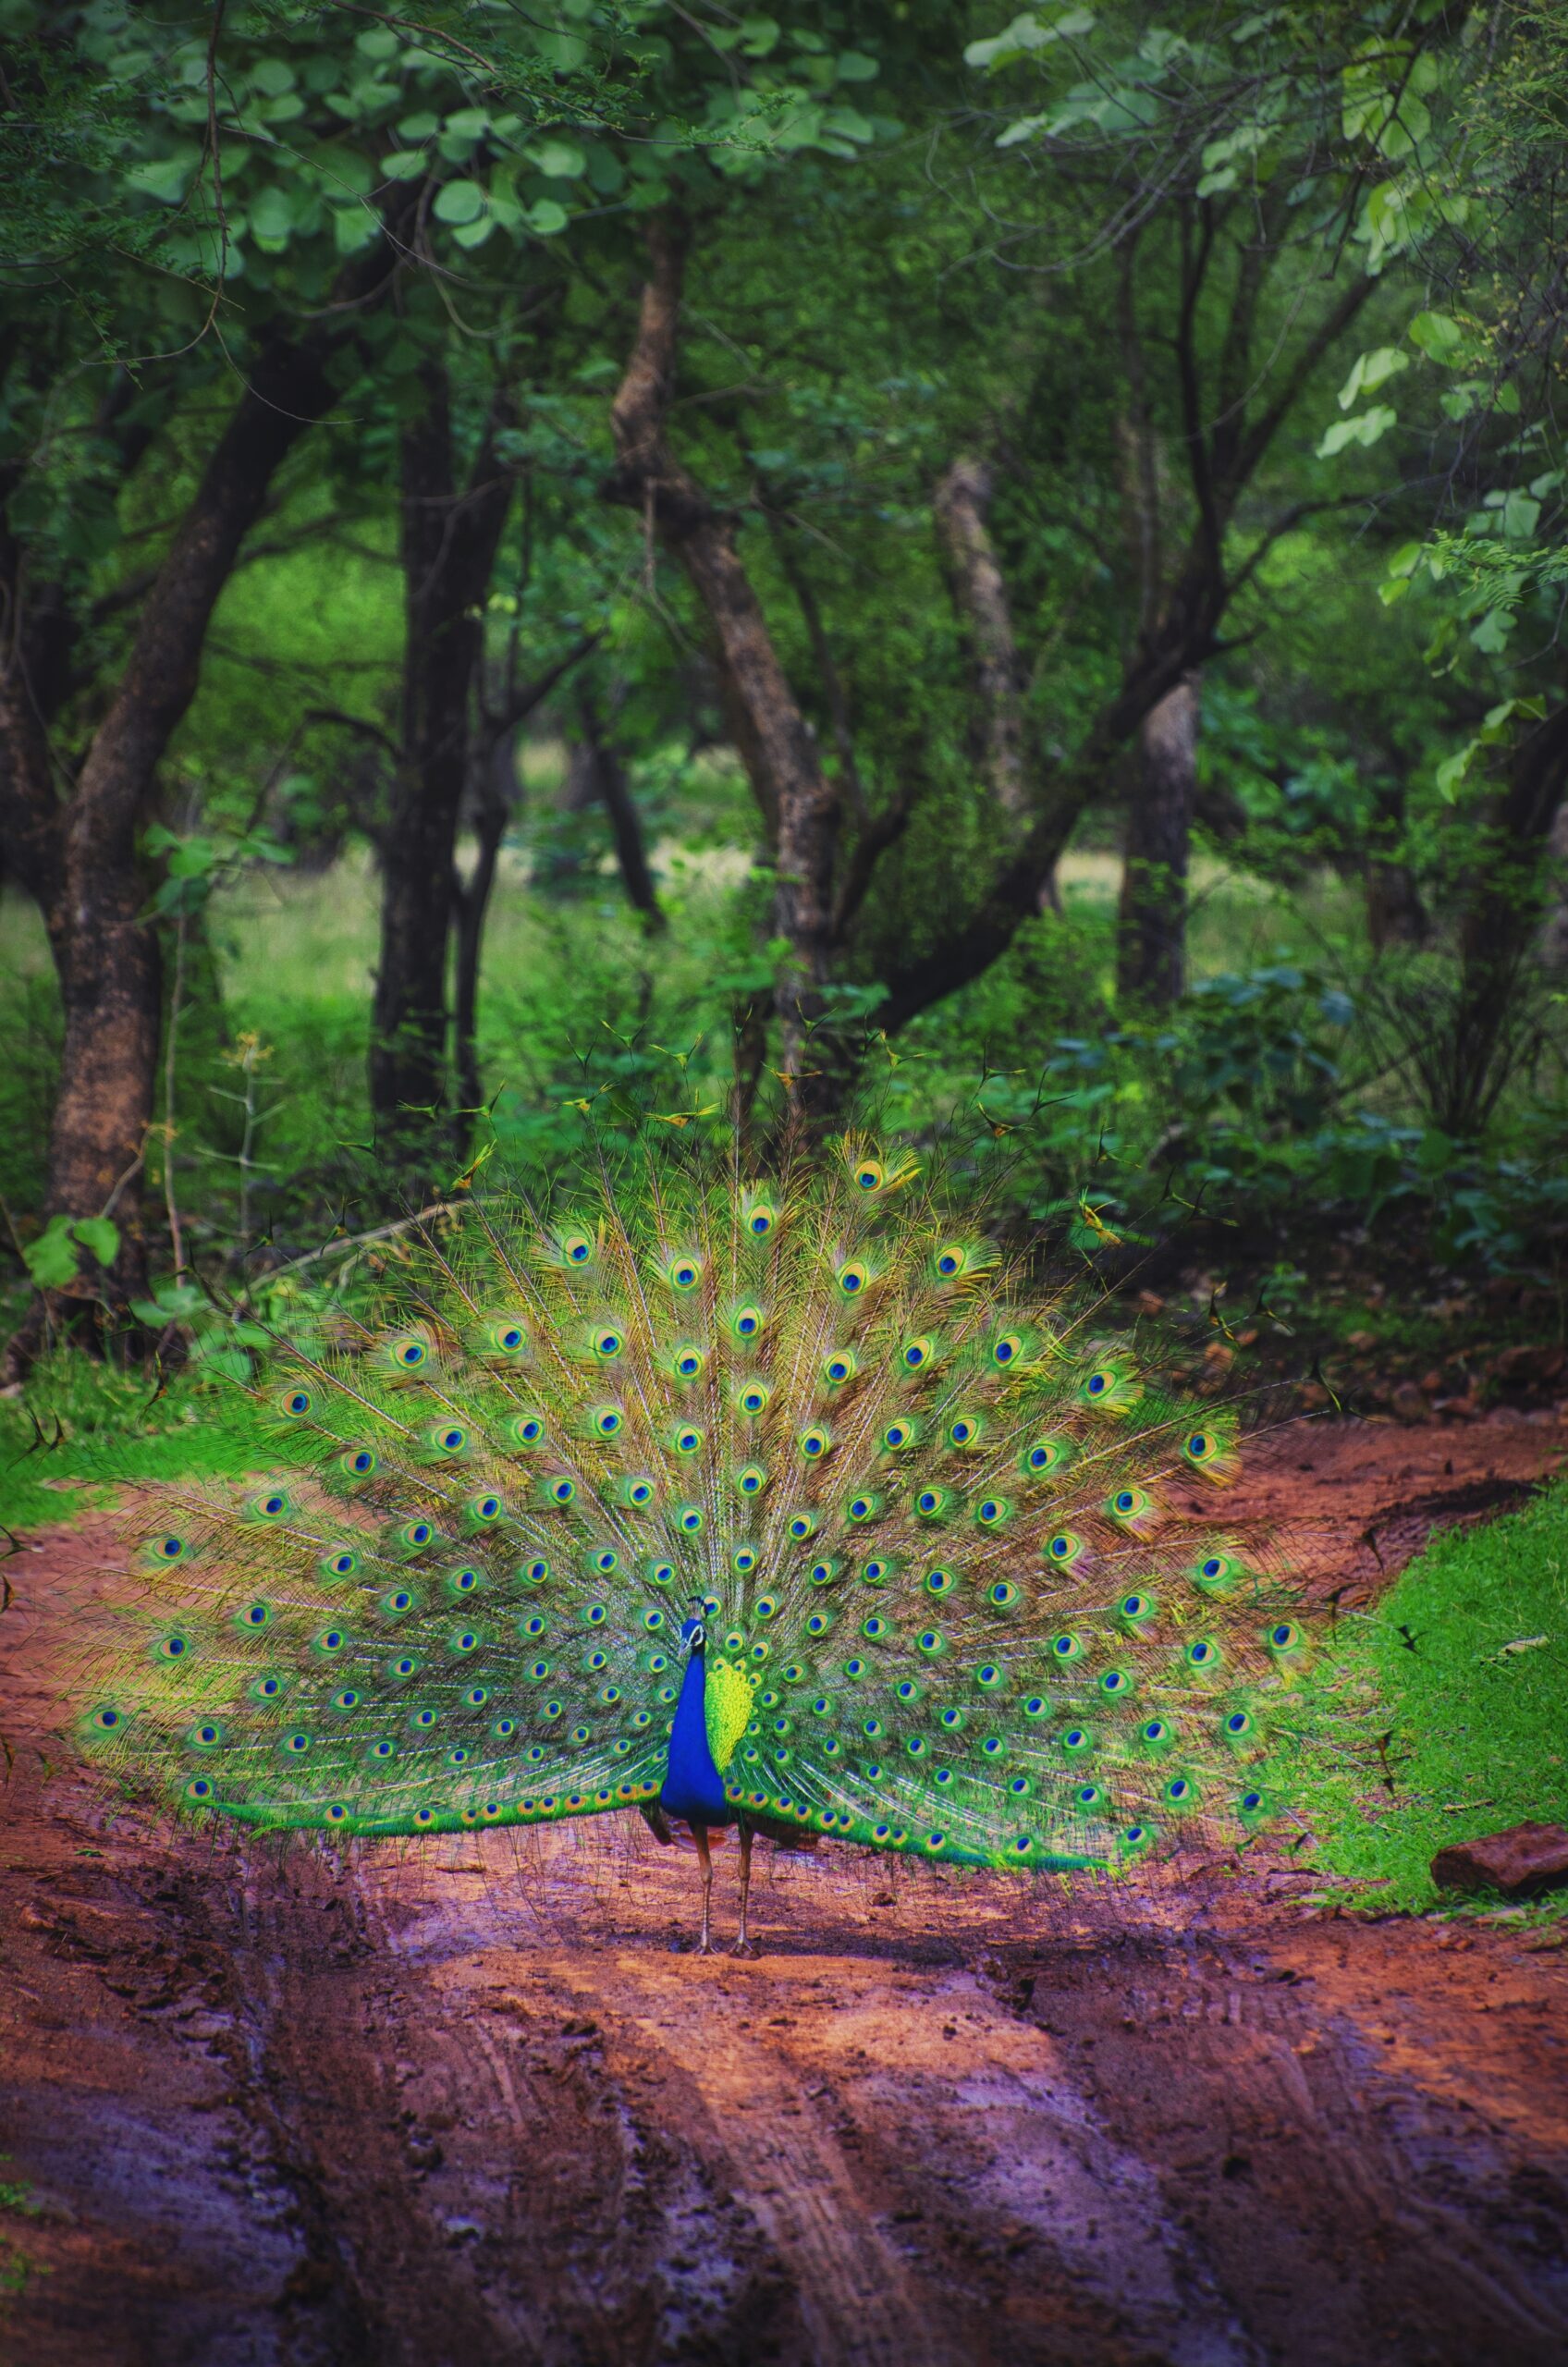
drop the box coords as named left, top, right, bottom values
left=729, top=1937, right=758, bottom=1958
left=694, top=1937, right=714, bottom=1956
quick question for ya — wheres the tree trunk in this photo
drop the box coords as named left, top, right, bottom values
left=2, top=222, right=410, bottom=1378
left=1365, top=766, right=1427, bottom=952
left=370, top=364, right=513, bottom=1169
left=577, top=688, right=665, bottom=933
left=1117, top=672, right=1200, bottom=1007
left=452, top=726, right=516, bottom=1123
left=606, top=215, right=840, bottom=1115
left=1542, top=795, right=1568, bottom=977
left=1434, top=702, right=1568, bottom=1136
left=935, top=455, right=1061, bottom=917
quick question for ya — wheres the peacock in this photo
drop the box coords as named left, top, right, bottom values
left=75, top=1142, right=1317, bottom=1954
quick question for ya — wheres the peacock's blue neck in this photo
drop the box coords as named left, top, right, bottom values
left=659, top=1648, right=730, bottom=1824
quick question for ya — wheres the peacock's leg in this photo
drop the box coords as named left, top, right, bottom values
left=731, top=1821, right=757, bottom=1957
left=693, top=1824, right=714, bottom=1955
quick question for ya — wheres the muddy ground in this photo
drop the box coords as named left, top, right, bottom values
left=3, top=1415, right=1568, bottom=2367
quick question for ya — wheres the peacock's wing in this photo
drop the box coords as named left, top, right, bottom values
left=80, top=1147, right=1319, bottom=1867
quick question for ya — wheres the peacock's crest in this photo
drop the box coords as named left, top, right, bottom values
left=77, top=1148, right=1317, bottom=1874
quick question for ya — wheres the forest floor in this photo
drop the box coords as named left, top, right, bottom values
left=4, top=1417, right=1568, bottom=2367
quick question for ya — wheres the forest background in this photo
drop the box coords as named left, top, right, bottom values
left=3, top=0, right=1568, bottom=1423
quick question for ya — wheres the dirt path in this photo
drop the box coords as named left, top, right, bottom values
left=4, top=1417, right=1568, bottom=2366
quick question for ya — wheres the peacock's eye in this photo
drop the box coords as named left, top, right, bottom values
left=593, top=1326, right=624, bottom=1360
left=853, top=1159, right=884, bottom=1192
left=836, top=1260, right=870, bottom=1298
left=745, top=1202, right=777, bottom=1237
left=667, top=1254, right=703, bottom=1292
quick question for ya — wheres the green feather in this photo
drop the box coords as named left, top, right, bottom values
left=76, top=1148, right=1318, bottom=1871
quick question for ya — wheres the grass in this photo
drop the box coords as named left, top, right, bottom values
left=0, top=1356, right=276, bottom=1536
left=1309, top=1479, right=1568, bottom=1911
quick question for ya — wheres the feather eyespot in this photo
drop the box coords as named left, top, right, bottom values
left=736, top=1465, right=766, bottom=1498
left=279, top=1385, right=313, bottom=1418
left=738, top=1381, right=771, bottom=1416
left=665, top=1253, right=703, bottom=1292
left=743, top=1199, right=778, bottom=1237
left=799, top=1425, right=831, bottom=1460
left=835, top=1260, right=871, bottom=1299
left=592, top=1325, right=624, bottom=1360
left=341, top=1448, right=378, bottom=1479
left=947, top=1414, right=982, bottom=1448
left=823, top=1349, right=858, bottom=1386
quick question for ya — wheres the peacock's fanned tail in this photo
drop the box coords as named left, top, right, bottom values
left=78, top=1144, right=1317, bottom=1872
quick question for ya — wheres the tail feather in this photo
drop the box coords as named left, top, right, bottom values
left=75, top=1144, right=1320, bottom=1871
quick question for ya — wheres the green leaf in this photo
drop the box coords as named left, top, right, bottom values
left=433, top=178, right=485, bottom=224
left=527, top=139, right=586, bottom=179
left=1408, top=310, right=1464, bottom=362
left=739, top=14, right=781, bottom=56
left=1316, top=404, right=1396, bottom=459
left=22, top=1216, right=83, bottom=1291
left=1470, top=607, right=1514, bottom=656
left=248, top=185, right=295, bottom=247
left=380, top=149, right=428, bottom=182
left=250, top=58, right=297, bottom=98
left=1501, top=490, right=1541, bottom=542
left=70, top=1217, right=119, bottom=1268
left=1435, top=742, right=1476, bottom=803
left=125, top=153, right=198, bottom=204
left=1337, top=347, right=1408, bottom=411
left=524, top=199, right=570, bottom=237
left=836, top=51, right=880, bottom=81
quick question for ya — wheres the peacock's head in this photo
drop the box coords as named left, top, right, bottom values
left=679, top=1602, right=707, bottom=1657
